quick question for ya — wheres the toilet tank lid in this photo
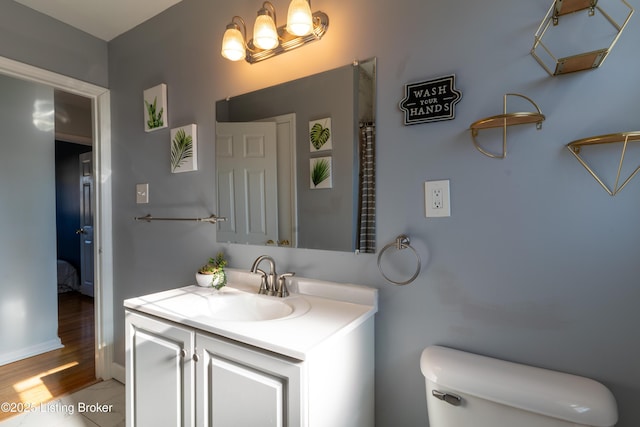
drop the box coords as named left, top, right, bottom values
left=421, top=346, right=618, bottom=427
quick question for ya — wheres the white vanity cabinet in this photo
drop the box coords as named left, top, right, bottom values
left=126, top=311, right=301, bottom=426
left=124, top=274, right=377, bottom=427
left=126, top=308, right=375, bottom=427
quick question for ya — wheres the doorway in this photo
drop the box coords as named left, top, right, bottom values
left=0, top=56, right=114, bottom=387
left=54, top=90, right=94, bottom=297
left=0, top=73, right=105, bottom=421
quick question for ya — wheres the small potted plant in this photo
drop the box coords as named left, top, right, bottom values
left=196, top=252, right=227, bottom=290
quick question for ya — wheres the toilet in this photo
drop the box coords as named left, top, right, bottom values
left=421, top=346, right=618, bottom=427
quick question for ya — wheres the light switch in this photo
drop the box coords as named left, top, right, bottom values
left=136, top=183, right=149, bottom=204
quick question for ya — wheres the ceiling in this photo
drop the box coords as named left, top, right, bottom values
left=14, top=0, right=183, bottom=41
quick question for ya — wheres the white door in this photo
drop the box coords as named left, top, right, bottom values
left=77, top=152, right=94, bottom=297
left=216, top=122, right=278, bottom=245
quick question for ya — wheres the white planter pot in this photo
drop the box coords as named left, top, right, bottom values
left=195, top=271, right=227, bottom=288
left=195, top=273, right=213, bottom=287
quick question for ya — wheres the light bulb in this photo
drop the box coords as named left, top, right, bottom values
left=286, top=0, right=313, bottom=36
left=253, top=12, right=278, bottom=50
left=221, top=27, right=246, bottom=61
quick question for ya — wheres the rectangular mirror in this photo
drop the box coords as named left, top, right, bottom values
left=215, top=58, right=376, bottom=253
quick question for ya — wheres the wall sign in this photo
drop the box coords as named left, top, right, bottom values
left=399, top=75, right=462, bottom=125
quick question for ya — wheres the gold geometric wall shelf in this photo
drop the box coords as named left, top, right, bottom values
left=469, top=93, right=545, bottom=159
left=567, top=132, right=640, bottom=196
left=531, top=0, right=634, bottom=76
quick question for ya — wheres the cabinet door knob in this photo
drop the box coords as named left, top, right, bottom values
left=180, top=348, right=188, bottom=358
left=193, top=352, right=200, bottom=362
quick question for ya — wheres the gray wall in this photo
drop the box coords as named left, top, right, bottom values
left=0, top=74, right=60, bottom=363
left=108, top=0, right=640, bottom=425
left=0, top=1, right=108, bottom=87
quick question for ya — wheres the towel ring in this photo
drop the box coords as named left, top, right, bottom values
left=377, top=235, right=421, bottom=285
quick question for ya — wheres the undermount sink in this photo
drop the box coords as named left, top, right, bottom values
left=145, top=287, right=309, bottom=322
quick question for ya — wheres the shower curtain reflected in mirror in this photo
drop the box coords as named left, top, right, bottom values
left=358, top=123, right=376, bottom=253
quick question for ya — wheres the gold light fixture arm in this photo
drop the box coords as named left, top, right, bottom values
left=232, top=16, right=247, bottom=39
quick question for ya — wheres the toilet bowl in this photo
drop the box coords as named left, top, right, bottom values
left=421, top=346, right=618, bottom=427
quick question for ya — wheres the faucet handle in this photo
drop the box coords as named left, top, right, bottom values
left=276, top=272, right=295, bottom=298
left=255, top=269, right=269, bottom=295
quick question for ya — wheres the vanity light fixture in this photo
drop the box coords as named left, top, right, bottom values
left=253, top=2, right=278, bottom=50
left=221, top=0, right=329, bottom=64
left=221, top=17, right=248, bottom=62
left=286, top=0, right=313, bottom=36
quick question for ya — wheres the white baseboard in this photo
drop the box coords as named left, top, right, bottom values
left=0, top=338, right=63, bottom=366
left=111, top=362, right=126, bottom=384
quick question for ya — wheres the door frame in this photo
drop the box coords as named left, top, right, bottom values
left=0, top=55, right=114, bottom=380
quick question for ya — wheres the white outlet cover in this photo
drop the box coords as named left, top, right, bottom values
left=425, top=180, right=450, bottom=217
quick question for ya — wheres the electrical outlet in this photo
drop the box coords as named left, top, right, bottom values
left=425, top=180, right=450, bottom=217
left=136, top=183, right=149, bottom=204
left=432, top=188, right=443, bottom=209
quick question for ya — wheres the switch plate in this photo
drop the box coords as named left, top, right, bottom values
left=136, top=183, right=149, bottom=204
left=425, top=180, right=450, bottom=217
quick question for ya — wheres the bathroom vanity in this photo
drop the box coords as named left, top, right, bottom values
left=124, top=269, right=377, bottom=427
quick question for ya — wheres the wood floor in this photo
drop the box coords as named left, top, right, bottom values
left=0, top=291, right=98, bottom=421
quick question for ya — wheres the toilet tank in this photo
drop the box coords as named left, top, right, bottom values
left=421, top=346, right=618, bottom=427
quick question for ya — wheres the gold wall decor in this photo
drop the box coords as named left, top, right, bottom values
left=567, top=132, right=640, bottom=196
left=469, top=93, right=545, bottom=159
left=531, top=0, right=634, bottom=76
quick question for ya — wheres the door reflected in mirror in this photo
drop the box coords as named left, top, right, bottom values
left=215, top=58, right=376, bottom=253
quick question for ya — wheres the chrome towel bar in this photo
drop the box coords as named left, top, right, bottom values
left=134, top=214, right=226, bottom=224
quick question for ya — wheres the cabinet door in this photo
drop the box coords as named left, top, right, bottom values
left=196, top=332, right=305, bottom=427
left=126, top=311, right=195, bottom=427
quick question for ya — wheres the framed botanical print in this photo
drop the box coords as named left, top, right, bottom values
left=143, top=83, right=168, bottom=132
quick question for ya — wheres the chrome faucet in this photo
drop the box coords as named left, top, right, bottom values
left=250, top=255, right=294, bottom=297
left=250, top=255, right=277, bottom=295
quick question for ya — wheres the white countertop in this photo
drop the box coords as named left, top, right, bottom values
left=124, top=269, right=378, bottom=361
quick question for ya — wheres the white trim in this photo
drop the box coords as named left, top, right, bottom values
left=94, top=90, right=114, bottom=380
left=111, top=362, right=126, bottom=384
left=0, top=339, right=63, bottom=367
left=258, top=113, right=298, bottom=247
left=0, top=55, right=114, bottom=380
